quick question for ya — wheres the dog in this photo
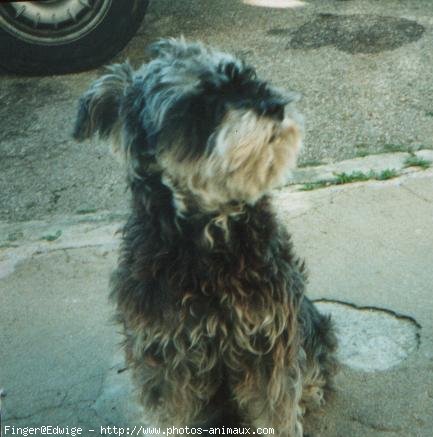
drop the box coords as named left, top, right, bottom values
left=73, top=38, right=338, bottom=437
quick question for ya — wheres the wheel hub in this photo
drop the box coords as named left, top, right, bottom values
left=0, top=0, right=111, bottom=44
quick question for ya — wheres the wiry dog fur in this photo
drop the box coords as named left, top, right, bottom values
left=74, top=38, right=338, bottom=437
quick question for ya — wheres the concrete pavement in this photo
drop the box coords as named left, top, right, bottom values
left=1, top=156, right=432, bottom=437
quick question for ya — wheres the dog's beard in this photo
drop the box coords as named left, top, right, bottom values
left=159, top=109, right=302, bottom=213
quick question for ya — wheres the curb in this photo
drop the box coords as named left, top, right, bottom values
left=288, top=149, right=433, bottom=189
left=1, top=151, right=432, bottom=278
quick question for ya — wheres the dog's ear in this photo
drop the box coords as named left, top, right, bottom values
left=73, top=62, right=133, bottom=142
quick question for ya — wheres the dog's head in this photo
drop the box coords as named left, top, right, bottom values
left=74, top=38, right=303, bottom=212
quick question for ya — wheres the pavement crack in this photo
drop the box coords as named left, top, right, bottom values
left=6, top=392, right=68, bottom=421
left=4, top=374, right=105, bottom=423
left=6, top=399, right=96, bottom=422
left=315, top=298, right=421, bottom=328
left=32, top=243, right=118, bottom=256
left=350, top=415, right=404, bottom=433
left=315, top=298, right=422, bottom=358
left=400, top=184, right=432, bottom=203
left=89, top=373, right=106, bottom=410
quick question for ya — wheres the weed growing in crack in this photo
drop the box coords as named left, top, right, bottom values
left=334, top=171, right=372, bottom=184
left=375, top=169, right=399, bottom=180
left=299, top=169, right=399, bottom=191
left=404, top=156, right=431, bottom=169
left=41, top=230, right=62, bottom=242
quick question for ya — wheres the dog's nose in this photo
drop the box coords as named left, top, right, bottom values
left=260, top=101, right=285, bottom=121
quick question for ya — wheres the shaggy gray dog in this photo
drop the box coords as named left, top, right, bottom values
left=74, top=38, right=338, bottom=437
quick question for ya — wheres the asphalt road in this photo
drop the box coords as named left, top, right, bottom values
left=1, top=0, right=432, bottom=222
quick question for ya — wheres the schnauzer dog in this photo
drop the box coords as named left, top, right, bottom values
left=74, top=38, right=338, bottom=436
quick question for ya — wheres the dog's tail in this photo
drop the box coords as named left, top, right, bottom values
left=73, top=62, right=134, bottom=142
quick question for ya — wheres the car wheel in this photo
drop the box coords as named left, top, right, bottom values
left=0, top=0, right=149, bottom=75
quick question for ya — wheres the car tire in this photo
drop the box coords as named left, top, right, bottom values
left=0, top=0, right=149, bottom=75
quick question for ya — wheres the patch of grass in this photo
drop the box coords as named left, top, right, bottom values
left=425, top=111, right=433, bottom=117
left=353, top=143, right=430, bottom=158
left=76, top=208, right=98, bottom=215
left=355, top=150, right=370, bottom=158
left=298, top=159, right=324, bottom=168
left=383, top=144, right=410, bottom=153
left=299, top=168, right=399, bottom=191
left=7, top=231, right=24, bottom=242
left=404, top=156, right=431, bottom=169
left=375, top=169, right=398, bottom=180
left=41, top=230, right=62, bottom=242
left=0, top=243, right=19, bottom=249
left=354, top=143, right=370, bottom=157
left=299, top=181, right=332, bottom=191
left=334, top=171, right=372, bottom=184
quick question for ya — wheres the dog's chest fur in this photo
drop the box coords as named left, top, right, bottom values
left=111, top=184, right=306, bottom=375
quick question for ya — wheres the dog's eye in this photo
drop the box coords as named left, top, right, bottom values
left=260, top=101, right=285, bottom=121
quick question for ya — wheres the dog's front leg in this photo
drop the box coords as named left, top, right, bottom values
left=230, top=359, right=304, bottom=437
